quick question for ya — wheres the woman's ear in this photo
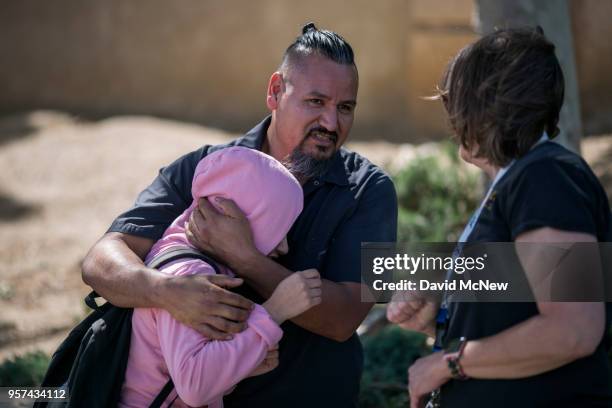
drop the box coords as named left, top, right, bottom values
left=266, top=72, right=284, bottom=110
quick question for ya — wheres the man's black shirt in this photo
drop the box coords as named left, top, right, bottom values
left=108, top=116, right=398, bottom=407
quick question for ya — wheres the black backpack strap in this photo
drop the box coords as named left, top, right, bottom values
left=143, top=247, right=221, bottom=407
left=149, top=379, right=175, bottom=408
left=83, top=247, right=221, bottom=311
left=84, top=291, right=102, bottom=311
left=146, top=246, right=221, bottom=274
left=84, top=291, right=115, bottom=313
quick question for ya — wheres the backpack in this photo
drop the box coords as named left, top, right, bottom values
left=34, top=246, right=221, bottom=408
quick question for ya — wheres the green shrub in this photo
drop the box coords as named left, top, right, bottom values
left=393, top=143, right=480, bottom=242
left=359, top=145, right=479, bottom=406
left=359, top=326, right=429, bottom=408
left=0, top=351, right=50, bottom=386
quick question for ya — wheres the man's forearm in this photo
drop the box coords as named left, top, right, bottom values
left=232, top=252, right=372, bottom=342
left=81, top=232, right=164, bottom=308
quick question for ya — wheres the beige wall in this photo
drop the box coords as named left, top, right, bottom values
left=0, top=0, right=610, bottom=142
left=405, top=0, right=476, bottom=141
left=0, top=0, right=412, bottom=140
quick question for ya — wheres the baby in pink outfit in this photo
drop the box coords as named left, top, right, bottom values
left=119, top=147, right=320, bottom=408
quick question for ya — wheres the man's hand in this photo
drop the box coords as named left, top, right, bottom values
left=248, top=345, right=280, bottom=377
left=186, top=197, right=258, bottom=270
left=160, top=273, right=254, bottom=340
left=386, top=293, right=438, bottom=337
left=408, top=352, right=450, bottom=408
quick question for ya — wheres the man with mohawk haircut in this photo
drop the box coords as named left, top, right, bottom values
left=83, top=23, right=397, bottom=407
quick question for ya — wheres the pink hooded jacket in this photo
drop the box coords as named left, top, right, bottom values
left=119, top=147, right=303, bottom=408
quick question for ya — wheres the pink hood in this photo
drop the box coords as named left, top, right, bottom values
left=148, top=146, right=303, bottom=258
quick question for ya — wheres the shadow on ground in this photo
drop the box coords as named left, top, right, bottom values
left=0, top=114, right=39, bottom=147
left=0, top=193, right=41, bottom=222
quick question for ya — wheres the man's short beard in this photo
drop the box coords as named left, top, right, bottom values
left=282, top=145, right=333, bottom=183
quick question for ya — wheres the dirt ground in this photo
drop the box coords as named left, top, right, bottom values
left=1, top=110, right=611, bottom=362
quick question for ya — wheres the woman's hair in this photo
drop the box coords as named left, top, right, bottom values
left=436, top=27, right=565, bottom=167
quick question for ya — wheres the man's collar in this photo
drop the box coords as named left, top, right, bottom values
left=236, top=116, right=270, bottom=150
left=234, top=115, right=349, bottom=187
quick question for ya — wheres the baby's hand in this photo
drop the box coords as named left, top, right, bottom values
left=263, top=270, right=322, bottom=324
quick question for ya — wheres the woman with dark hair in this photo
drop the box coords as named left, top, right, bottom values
left=388, top=27, right=611, bottom=407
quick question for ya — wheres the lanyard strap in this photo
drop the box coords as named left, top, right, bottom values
left=444, top=132, right=550, bottom=299
left=439, top=162, right=513, bottom=309
left=457, top=164, right=512, bottom=244
left=434, top=133, right=550, bottom=349
left=457, top=132, right=549, bottom=245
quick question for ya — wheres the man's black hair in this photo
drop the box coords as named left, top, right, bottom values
left=281, top=22, right=355, bottom=68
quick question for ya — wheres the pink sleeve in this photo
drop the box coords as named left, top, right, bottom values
left=155, top=304, right=282, bottom=407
